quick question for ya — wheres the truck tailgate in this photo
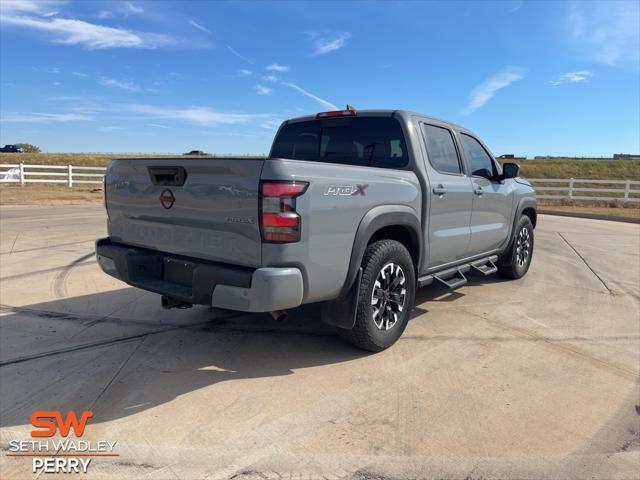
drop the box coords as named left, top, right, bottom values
left=105, top=158, right=264, bottom=267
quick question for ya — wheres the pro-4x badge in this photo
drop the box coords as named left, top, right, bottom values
left=159, top=189, right=175, bottom=209
left=323, top=184, right=369, bottom=196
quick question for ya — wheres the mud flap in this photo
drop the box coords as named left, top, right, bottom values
left=321, top=268, right=362, bottom=329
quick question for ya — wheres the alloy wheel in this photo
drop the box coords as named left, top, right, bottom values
left=371, top=262, right=407, bottom=330
left=515, top=226, right=531, bottom=267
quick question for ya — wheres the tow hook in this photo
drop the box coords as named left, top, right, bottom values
left=270, top=310, right=287, bottom=322
left=161, top=295, right=192, bottom=310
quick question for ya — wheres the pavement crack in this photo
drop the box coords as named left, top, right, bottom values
left=8, top=231, right=21, bottom=255
left=0, top=323, right=197, bottom=367
left=557, top=232, right=615, bottom=295
left=88, top=337, right=144, bottom=411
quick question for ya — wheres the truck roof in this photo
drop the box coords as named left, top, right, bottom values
left=284, top=109, right=469, bottom=133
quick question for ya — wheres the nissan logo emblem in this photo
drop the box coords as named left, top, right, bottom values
left=159, top=189, right=175, bottom=209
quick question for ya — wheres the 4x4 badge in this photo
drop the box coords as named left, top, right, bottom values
left=159, top=189, right=175, bottom=209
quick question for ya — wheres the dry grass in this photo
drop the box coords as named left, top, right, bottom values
left=538, top=204, right=640, bottom=218
left=0, top=184, right=103, bottom=205
left=3, top=153, right=639, bottom=180
left=0, top=152, right=263, bottom=167
left=503, top=159, right=640, bottom=180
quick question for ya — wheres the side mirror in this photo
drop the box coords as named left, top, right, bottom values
left=473, top=168, right=494, bottom=180
left=502, top=162, right=519, bottom=179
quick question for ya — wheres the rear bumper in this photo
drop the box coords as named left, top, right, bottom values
left=95, top=237, right=303, bottom=312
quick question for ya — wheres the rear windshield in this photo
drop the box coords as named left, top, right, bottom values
left=270, top=116, right=409, bottom=169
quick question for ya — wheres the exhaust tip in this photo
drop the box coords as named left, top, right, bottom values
left=270, top=310, right=287, bottom=322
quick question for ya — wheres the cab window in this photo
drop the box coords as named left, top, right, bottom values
left=460, top=134, right=497, bottom=178
left=421, top=124, right=462, bottom=175
left=270, top=117, right=409, bottom=169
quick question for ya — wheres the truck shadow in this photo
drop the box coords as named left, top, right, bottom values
left=0, top=274, right=508, bottom=429
left=0, top=289, right=364, bottom=429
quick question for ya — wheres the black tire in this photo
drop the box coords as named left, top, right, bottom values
left=337, top=239, right=416, bottom=352
left=498, top=215, right=534, bottom=279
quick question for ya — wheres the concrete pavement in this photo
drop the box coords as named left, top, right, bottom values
left=0, top=205, right=638, bottom=479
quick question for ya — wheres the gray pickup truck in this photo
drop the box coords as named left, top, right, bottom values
left=97, top=108, right=536, bottom=351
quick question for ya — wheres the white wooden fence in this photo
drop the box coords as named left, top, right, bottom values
left=527, top=178, right=640, bottom=204
left=0, top=163, right=105, bottom=187
left=1, top=163, right=639, bottom=204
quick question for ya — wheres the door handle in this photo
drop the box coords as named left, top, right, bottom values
left=474, top=186, right=484, bottom=196
left=432, top=184, right=447, bottom=195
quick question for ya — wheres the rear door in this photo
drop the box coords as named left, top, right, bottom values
left=419, top=123, right=474, bottom=268
left=459, top=133, right=512, bottom=256
left=106, top=158, right=264, bottom=267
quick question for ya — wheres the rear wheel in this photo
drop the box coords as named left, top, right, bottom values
left=498, top=215, right=534, bottom=279
left=337, top=239, right=415, bottom=352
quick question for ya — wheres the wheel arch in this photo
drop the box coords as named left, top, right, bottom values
left=337, top=205, right=422, bottom=299
left=499, top=197, right=537, bottom=255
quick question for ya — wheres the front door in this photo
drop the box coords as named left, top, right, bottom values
left=459, top=133, right=512, bottom=256
left=420, top=123, right=474, bottom=268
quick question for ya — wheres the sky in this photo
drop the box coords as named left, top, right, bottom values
left=0, top=0, right=639, bottom=156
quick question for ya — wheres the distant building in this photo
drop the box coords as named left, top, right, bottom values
left=498, top=154, right=515, bottom=159
left=613, top=153, right=640, bottom=160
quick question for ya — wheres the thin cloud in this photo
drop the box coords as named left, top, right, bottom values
left=260, top=119, right=283, bottom=130
left=266, top=63, right=289, bottom=72
left=238, top=69, right=253, bottom=76
left=311, top=32, right=351, bottom=56
left=550, top=70, right=593, bottom=86
left=123, top=104, right=276, bottom=126
left=189, top=20, right=211, bottom=34
left=1, top=112, right=92, bottom=123
left=72, top=71, right=88, bottom=78
left=227, top=45, right=253, bottom=64
left=262, top=75, right=278, bottom=82
left=0, top=13, right=177, bottom=49
left=0, top=0, right=60, bottom=14
left=567, top=1, right=639, bottom=65
left=255, top=84, right=273, bottom=95
left=98, top=1, right=144, bottom=19
left=463, top=67, right=525, bottom=115
left=282, top=82, right=337, bottom=110
left=148, top=123, right=169, bottom=129
left=98, top=76, right=140, bottom=92
left=123, top=2, right=143, bottom=15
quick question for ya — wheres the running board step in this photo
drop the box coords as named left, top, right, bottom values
left=417, top=254, right=499, bottom=288
left=434, top=269, right=468, bottom=290
left=470, top=259, right=498, bottom=276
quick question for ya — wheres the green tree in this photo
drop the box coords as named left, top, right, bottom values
left=15, top=143, right=41, bottom=153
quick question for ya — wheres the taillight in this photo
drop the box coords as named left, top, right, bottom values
left=316, top=109, right=357, bottom=119
left=260, top=181, right=308, bottom=243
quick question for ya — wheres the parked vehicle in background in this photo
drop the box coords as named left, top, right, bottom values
left=97, top=108, right=536, bottom=351
left=0, top=144, right=24, bottom=153
left=0, top=167, right=20, bottom=181
left=184, top=150, right=207, bottom=155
